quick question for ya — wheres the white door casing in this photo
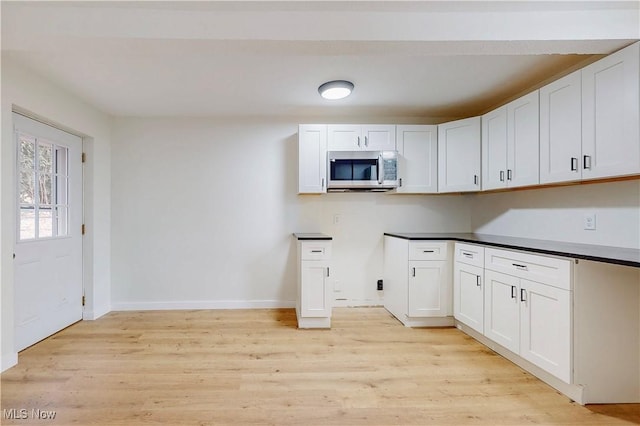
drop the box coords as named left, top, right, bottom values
left=13, top=113, right=83, bottom=352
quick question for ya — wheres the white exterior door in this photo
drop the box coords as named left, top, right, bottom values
left=13, top=113, right=83, bottom=352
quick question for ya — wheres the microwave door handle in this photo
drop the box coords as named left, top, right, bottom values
left=378, top=154, right=383, bottom=184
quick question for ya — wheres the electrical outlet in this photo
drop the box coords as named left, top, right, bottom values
left=584, top=213, right=596, bottom=230
left=333, top=280, right=342, bottom=292
left=377, top=279, right=383, bottom=291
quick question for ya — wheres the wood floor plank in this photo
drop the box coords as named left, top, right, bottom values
left=1, top=307, right=639, bottom=425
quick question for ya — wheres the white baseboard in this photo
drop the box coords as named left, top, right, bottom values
left=2, top=352, right=18, bottom=372
left=332, top=299, right=384, bottom=308
left=111, top=300, right=296, bottom=311
left=83, top=304, right=111, bottom=320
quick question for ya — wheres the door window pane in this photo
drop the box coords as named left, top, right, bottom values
left=19, top=207, right=36, bottom=240
left=55, top=146, right=68, bottom=176
left=19, top=171, right=35, bottom=204
left=56, top=206, right=68, bottom=237
left=38, top=206, right=53, bottom=238
left=38, top=142, right=53, bottom=174
left=19, top=135, right=35, bottom=172
left=38, top=173, right=53, bottom=205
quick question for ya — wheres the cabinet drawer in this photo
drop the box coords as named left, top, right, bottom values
left=454, top=243, right=484, bottom=267
left=300, top=241, right=332, bottom=261
left=409, top=241, right=448, bottom=261
left=484, top=248, right=572, bottom=290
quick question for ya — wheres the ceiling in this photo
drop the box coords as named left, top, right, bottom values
left=2, top=1, right=639, bottom=119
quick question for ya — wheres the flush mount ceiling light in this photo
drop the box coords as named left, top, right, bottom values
left=318, top=80, right=354, bottom=100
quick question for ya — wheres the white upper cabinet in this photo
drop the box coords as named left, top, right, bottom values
left=483, top=90, right=540, bottom=191
left=481, top=106, right=508, bottom=190
left=540, top=70, right=583, bottom=184
left=507, top=91, right=540, bottom=188
left=395, top=125, right=438, bottom=194
left=581, top=42, right=640, bottom=180
left=438, top=117, right=481, bottom=193
left=327, top=124, right=396, bottom=151
left=298, top=124, right=327, bottom=194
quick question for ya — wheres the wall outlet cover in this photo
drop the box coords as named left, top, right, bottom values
left=583, top=213, right=596, bottom=230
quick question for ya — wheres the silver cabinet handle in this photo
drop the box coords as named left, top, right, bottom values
left=311, top=250, right=323, bottom=253
left=511, top=286, right=517, bottom=299
left=571, top=157, right=578, bottom=171
left=500, top=170, right=505, bottom=182
left=399, top=178, right=403, bottom=188
left=378, top=154, right=383, bottom=184
left=365, top=136, right=368, bottom=147
left=507, top=169, right=512, bottom=181
left=462, top=252, right=473, bottom=258
left=327, top=267, right=330, bottom=277
left=357, top=136, right=361, bottom=147
left=520, top=288, right=527, bottom=302
left=474, top=175, right=479, bottom=185
left=321, top=177, right=325, bottom=188
left=476, top=275, right=481, bottom=287
left=583, top=155, right=592, bottom=170
left=412, top=267, right=416, bottom=277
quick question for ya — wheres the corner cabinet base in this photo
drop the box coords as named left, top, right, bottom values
left=296, top=308, right=331, bottom=329
left=455, top=321, right=585, bottom=404
left=390, top=314, right=454, bottom=328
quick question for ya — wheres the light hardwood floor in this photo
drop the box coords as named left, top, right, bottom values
left=1, top=307, right=639, bottom=425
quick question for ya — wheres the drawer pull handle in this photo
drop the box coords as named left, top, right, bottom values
left=520, top=288, right=527, bottom=302
left=462, top=252, right=473, bottom=258
left=311, top=250, right=323, bottom=253
left=476, top=275, right=481, bottom=287
left=512, top=263, right=528, bottom=270
left=511, top=286, right=517, bottom=299
left=422, top=250, right=435, bottom=253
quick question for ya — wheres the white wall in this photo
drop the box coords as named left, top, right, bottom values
left=470, top=180, right=640, bottom=249
left=111, top=118, right=471, bottom=309
left=1, top=57, right=112, bottom=371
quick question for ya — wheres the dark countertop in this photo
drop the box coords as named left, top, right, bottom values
left=384, top=233, right=640, bottom=268
left=293, top=233, right=332, bottom=241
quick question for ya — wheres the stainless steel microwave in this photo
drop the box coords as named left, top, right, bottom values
left=327, top=150, right=399, bottom=192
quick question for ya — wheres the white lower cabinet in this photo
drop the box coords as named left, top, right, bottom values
left=453, top=243, right=485, bottom=334
left=296, top=239, right=332, bottom=328
left=383, top=236, right=452, bottom=327
left=484, top=270, right=571, bottom=383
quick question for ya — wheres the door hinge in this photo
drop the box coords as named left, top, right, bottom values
left=82, top=224, right=86, bottom=235
left=82, top=152, right=86, bottom=163
left=82, top=295, right=85, bottom=306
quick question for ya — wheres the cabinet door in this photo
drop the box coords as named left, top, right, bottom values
left=363, top=125, right=396, bottom=151
left=484, top=270, right=520, bottom=354
left=300, top=261, right=330, bottom=317
left=408, top=260, right=449, bottom=317
left=438, top=117, right=481, bottom=193
left=396, top=125, right=438, bottom=193
left=582, top=42, right=640, bottom=180
left=520, top=279, right=571, bottom=383
left=540, top=70, right=582, bottom=184
left=298, top=125, right=327, bottom=193
left=481, top=106, right=508, bottom=190
left=508, top=90, right=540, bottom=188
left=327, top=124, right=360, bottom=150
left=453, top=262, right=484, bottom=334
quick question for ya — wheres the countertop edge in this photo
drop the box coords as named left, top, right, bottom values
left=383, top=233, right=640, bottom=268
left=293, top=233, right=333, bottom=241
